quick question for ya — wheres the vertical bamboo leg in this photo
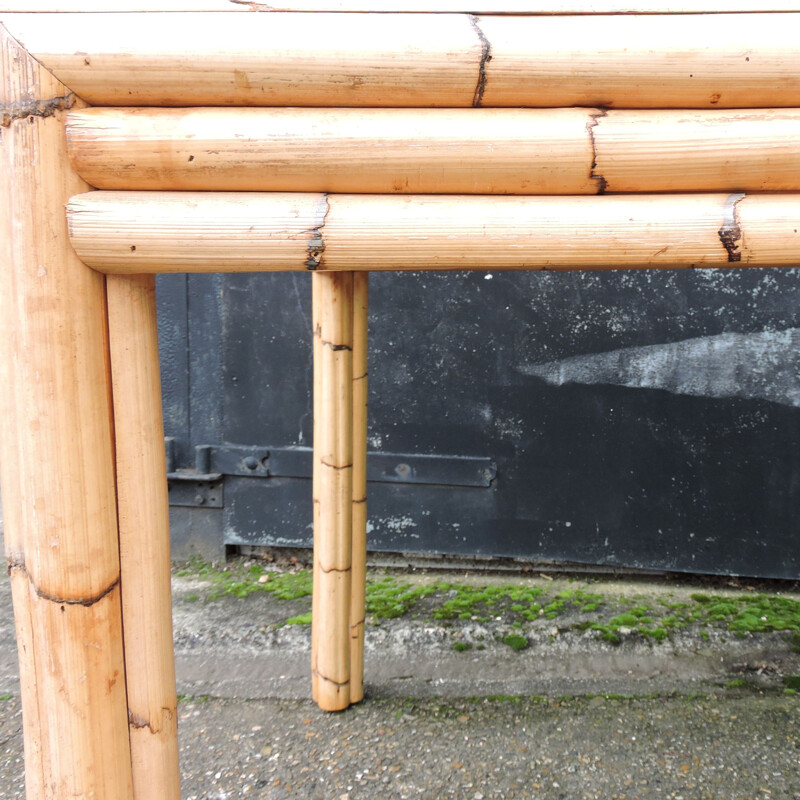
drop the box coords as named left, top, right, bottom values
left=0, top=24, right=133, bottom=800
left=350, top=273, right=369, bottom=704
left=312, top=271, right=354, bottom=712
left=107, top=274, right=181, bottom=800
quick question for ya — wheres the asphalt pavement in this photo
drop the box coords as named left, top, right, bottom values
left=1, top=534, right=799, bottom=799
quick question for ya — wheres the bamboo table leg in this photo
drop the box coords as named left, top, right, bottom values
left=0, top=24, right=134, bottom=799
left=107, top=274, right=181, bottom=800
left=350, top=273, right=369, bottom=704
left=312, top=272, right=355, bottom=711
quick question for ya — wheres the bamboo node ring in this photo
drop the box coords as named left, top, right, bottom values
left=312, top=669, right=350, bottom=688
left=586, top=109, right=609, bottom=195
left=1, top=93, right=75, bottom=128
left=468, top=15, right=492, bottom=108
left=305, top=193, right=330, bottom=270
left=719, top=192, right=746, bottom=262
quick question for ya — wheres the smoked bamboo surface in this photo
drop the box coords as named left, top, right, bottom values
left=0, top=22, right=133, bottom=800
left=5, top=1, right=800, bottom=11
left=350, top=272, right=368, bottom=705
left=67, top=107, right=800, bottom=194
left=107, top=274, right=180, bottom=800
left=6, top=12, right=800, bottom=107
left=67, top=191, right=800, bottom=272
left=312, top=271, right=354, bottom=711
left=66, top=107, right=593, bottom=194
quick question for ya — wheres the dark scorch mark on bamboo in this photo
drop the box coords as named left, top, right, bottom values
left=718, top=192, right=746, bottom=262
left=321, top=341, right=352, bottom=351
left=1, top=93, right=75, bottom=127
left=306, top=193, right=330, bottom=270
left=129, top=709, right=173, bottom=735
left=469, top=15, right=491, bottom=108
left=586, top=109, right=608, bottom=194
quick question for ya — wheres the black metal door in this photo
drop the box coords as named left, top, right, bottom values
left=158, top=269, right=800, bottom=578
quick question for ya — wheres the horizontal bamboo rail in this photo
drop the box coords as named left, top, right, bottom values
left=4, top=2, right=800, bottom=12
left=67, top=191, right=800, bottom=273
left=5, top=12, right=800, bottom=107
left=67, top=107, right=800, bottom=194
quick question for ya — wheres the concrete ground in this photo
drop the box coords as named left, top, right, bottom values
left=1, top=542, right=799, bottom=798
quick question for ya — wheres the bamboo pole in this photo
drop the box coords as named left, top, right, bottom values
left=66, top=107, right=593, bottom=194
left=1, top=12, right=478, bottom=107
left=0, top=22, right=133, bottom=800
left=67, top=191, right=800, bottom=272
left=479, top=13, right=800, bottom=108
left=67, top=106, right=800, bottom=194
left=106, top=274, right=181, bottom=800
left=592, top=109, right=800, bottom=193
left=67, top=191, right=322, bottom=272
left=312, top=270, right=354, bottom=712
left=350, top=272, right=368, bottom=704
left=6, top=12, right=800, bottom=108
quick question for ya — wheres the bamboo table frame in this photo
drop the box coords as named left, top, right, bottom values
left=3, top=4, right=800, bottom=798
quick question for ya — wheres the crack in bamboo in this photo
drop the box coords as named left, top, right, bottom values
left=8, top=561, right=121, bottom=607
left=319, top=564, right=352, bottom=574
left=586, top=108, right=608, bottom=194
left=305, top=193, right=330, bottom=270
left=1, top=93, right=74, bottom=127
left=312, top=669, right=350, bottom=688
left=468, top=15, right=491, bottom=108
left=718, top=191, right=746, bottom=262
left=320, top=459, right=353, bottom=470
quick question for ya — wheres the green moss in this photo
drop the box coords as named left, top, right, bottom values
left=783, top=674, right=800, bottom=690
left=691, top=593, right=712, bottom=604
left=726, top=679, right=747, bottom=689
left=365, top=576, right=438, bottom=619
left=177, top=560, right=800, bottom=648
left=452, top=641, right=472, bottom=652
left=785, top=688, right=797, bottom=696
left=707, top=602, right=738, bottom=620
left=643, top=627, right=669, bottom=641
left=284, top=612, right=312, bottom=626
left=502, top=633, right=529, bottom=651
left=184, top=593, right=199, bottom=602
left=608, top=613, right=639, bottom=627
left=0, top=693, right=11, bottom=701
left=182, top=558, right=314, bottom=602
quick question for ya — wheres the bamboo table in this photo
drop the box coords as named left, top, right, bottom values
left=3, top=3, right=800, bottom=798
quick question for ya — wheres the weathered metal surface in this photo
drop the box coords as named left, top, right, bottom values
left=157, top=269, right=800, bottom=578
left=176, top=443, right=495, bottom=486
